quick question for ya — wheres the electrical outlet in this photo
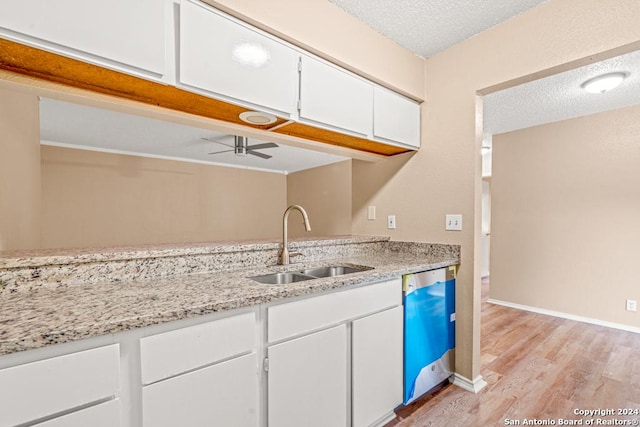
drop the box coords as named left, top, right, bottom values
left=445, top=214, right=462, bottom=231
left=626, top=299, right=637, bottom=312
left=387, top=215, right=396, bottom=229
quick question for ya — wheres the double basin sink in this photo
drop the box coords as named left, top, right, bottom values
left=250, top=265, right=373, bottom=285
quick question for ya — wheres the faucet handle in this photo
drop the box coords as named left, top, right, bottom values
left=289, top=252, right=303, bottom=259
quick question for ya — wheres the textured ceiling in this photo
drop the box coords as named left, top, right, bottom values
left=329, top=0, right=639, bottom=139
left=484, top=49, right=640, bottom=136
left=329, top=0, right=547, bottom=58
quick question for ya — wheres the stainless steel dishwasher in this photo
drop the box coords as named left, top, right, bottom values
left=402, top=266, right=457, bottom=404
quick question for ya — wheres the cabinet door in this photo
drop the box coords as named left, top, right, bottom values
left=352, top=306, right=403, bottom=427
left=142, top=353, right=258, bottom=427
left=0, top=0, right=166, bottom=79
left=0, top=344, right=120, bottom=427
left=373, top=86, right=421, bottom=148
left=268, top=325, right=347, bottom=427
left=34, top=400, right=120, bottom=427
left=180, top=0, right=298, bottom=116
left=299, top=55, right=373, bottom=137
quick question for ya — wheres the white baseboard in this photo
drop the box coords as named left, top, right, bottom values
left=370, top=411, right=397, bottom=427
left=451, top=373, right=488, bottom=393
left=488, top=298, right=640, bottom=334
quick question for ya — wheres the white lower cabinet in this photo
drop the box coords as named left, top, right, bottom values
left=34, top=399, right=121, bottom=427
left=268, top=324, right=348, bottom=427
left=0, top=344, right=120, bottom=427
left=0, top=279, right=405, bottom=427
left=140, top=311, right=258, bottom=427
left=142, top=353, right=258, bottom=427
left=352, top=306, right=404, bottom=427
left=267, top=278, right=403, bottom=427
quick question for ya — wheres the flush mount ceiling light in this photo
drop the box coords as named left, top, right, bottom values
left=232, top=42, right=270, bottom=68
left=581, top=72, right=629, bottom=93
left=239, top=111, right=277, bottom=125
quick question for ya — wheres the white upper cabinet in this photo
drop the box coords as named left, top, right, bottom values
left=299, top=55, right=374, bottom=137
left=179, top=0, right=299, bottom=117
left=373, top=86, right=421, bottom=148
left=0, top=0, right=166, bottom=81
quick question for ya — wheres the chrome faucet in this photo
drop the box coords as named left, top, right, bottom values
left=280, top=205, right=311, bottom=265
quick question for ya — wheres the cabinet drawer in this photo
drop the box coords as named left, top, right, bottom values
left=268, top=279, right=401, bottom=343
left=0, top=344, right=120, bottom=427
left=34, top=399, right=121, bottom=427
left=140, top=311, right=256, bottom=385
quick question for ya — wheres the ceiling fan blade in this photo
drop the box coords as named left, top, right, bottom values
left=247, top=142, right=279, bottom=150
left=248, top=150, right=272, bottom=160
left=207, top=148, right=235, bottom=155
left=201, top=137, right=233, bottom=148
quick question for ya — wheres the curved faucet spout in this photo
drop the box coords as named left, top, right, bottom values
left=280, top=205, right=311, bottom=265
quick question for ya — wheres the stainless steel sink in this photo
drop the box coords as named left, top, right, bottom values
left=301, top=265, right=373, bottom=278
left=249, top=265, right=373, bottom=284
left=249, top=272, right=316, bottom=285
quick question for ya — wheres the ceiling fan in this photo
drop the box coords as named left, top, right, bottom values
left=202, top=135, right=278, bottom=159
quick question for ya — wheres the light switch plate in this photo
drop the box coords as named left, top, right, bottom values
left=446, top=214, right=462, bottom=231
left=387, top=215, right=396, bottom=229
left=367, top=206, right=376, bottom=220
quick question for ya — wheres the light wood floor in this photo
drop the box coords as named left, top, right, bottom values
left=386, top=278, right=640, bottom=426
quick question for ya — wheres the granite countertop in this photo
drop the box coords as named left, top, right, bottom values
left=0, top=238, right=460, bottom=356
left=0, top=235, right=386, bottom=269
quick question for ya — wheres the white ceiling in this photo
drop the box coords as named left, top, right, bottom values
left=483, top=49, right=640, bottom=136
left=329, top=0, right=547, bottom=58
left=327, top=0, right=640, bottom=139
left=39, top=98, right=348, bottom=175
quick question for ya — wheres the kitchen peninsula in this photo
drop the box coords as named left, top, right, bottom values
left=0, top=235, right=459, bottom=427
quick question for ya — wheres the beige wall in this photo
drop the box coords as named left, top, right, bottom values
left=286, top=160, right=352, bottom=238
left=0, top=90, right=41, bottom=250
left=351, top=0, right=640, bottom=382
left=491, top=105, right=640, bottom=328
left=41, top=146, right=286, bottom=248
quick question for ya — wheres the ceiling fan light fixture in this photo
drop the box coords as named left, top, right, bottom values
left=581, top=72, right=629, bottom=93
left=234, top=136, right=247, bottom=156
left=239, top=111, right=277, bottom=125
